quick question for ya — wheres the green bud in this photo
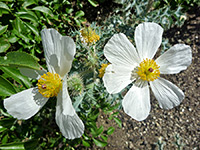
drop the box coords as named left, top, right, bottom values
left=67, top=74, right=84, bottom=96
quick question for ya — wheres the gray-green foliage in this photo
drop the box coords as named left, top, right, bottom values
left=155, top=134, right=185, bottom=150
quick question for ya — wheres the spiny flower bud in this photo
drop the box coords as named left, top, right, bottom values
left=67, top=74, right=84, bottom=96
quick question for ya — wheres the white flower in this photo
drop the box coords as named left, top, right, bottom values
left=3, top=28, right=84, bottom=139
left=103, top=22, right=192, bottom=121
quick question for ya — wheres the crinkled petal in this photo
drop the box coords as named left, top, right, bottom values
left=135, top=22, right=163, bottom=59
left=4, top=88, right=48, bottom=120
left=122, top=85, right=150, bottom=121
left=103, top=64, right=132, bottom=94
left=41, top=28, right=76, bottom=77
left=56, top=76, right=84, bottom=139
left=150, top=77, right=184, bottom=110
left=156, top=44, right=192, bottom=74
left=19, top=68, right=46, bottom=79
left=104, top=33, right=140, bottom=67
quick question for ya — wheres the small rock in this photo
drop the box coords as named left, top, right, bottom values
left=129, top=142, right=134, bottom=149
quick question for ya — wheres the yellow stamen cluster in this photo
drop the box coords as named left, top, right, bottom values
left=37, top=72, right=62, bottom=98
left=98, top=63, right=109, bottom=78
left=80, top=27, right=100, bottom=44
left=137, top=58, right=160, bottom=81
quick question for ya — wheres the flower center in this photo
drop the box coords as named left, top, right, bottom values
left=136, top=58, right=160, bottom=81
left=37, top=72, right=62, bottom=98
left=98, top=63, right=109, bottom=78
left=80, top=27, right=100, bottom=44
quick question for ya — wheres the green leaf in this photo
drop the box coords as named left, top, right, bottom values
left=24, top=140, right=38, bottom=150
left=22, top=0, right=36, bottom=7
left=8, top=34, right=19, bottom=43
left=17, top=11, right=38, bottom=23
left=74, top=18, right=81, bottom=27
left=0, top=75, right=16, bottom=96
left=2, top=134, right=8, bottom=144
left=0, top=66, right=31, bottom=88
left=88, top=109, right=99, bottom=121
left=0, top=142, right=25, bottom=150
left=0, top=140, right=38, bottom=150
left=82, top=134, right=90, bottom=141
left=114, top=117, right=122, bottom=128
left=97, top=126, right=104, bottom=135
left=0, top=0, right=13, bottom=2
left=66, top=8, right=73, bottom=14
left=0, top=25, right=8, bottom=36
left=66, top=1, right=71, bottom=4
left=23, top=22, right=39, bottom=36
left=0, top=57, right=6, bottom=66
left=90, top=127, right=97, bottom=136
left=82, top=140, right=90, bottom=147
left=91, top=125, right=104, bottom=137
left=88, top=0, right=99, bottom=7
left=32, top=6, right=53, bottom=16
left=0, top=2, right=10, bottom=12
left=0, top=9, right=9, bottom=16
left=0, top=118, right=15, bottom=129
left=0, top=38, right=10, bottom=53
left=12, top=28, right=29, bottom=43
left=73, top=93, right=85, bottom=111
left=107, top=127, right=115, bottom=135
left=0, top=51, right=40, bottom=70
left=12, top=18, right=24, bottom=33
left=0, top=126, right=7, bottom=132
left=93, top=138, right=107, bottom=147
left=100, top=135, right=108, bottom=141
left=75, top=10, right=84, bottom=19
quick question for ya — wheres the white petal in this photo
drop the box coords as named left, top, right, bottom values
left=156, top=44, right=192, bottom=74
left=19, top=68, right=46, bottom=79
left=135, top=22, right=163, bottom=59
left=4, top=88, right=48, bottom=120
left=104, top=33, right=140, bottom=67
left=55, top=76, right=84, bottom=139
left=103, top=64, right=132, bottom=94
left=150, top=77, right=184, bottom=110
left=134, top=79, right=148, bottom=88
left=122, top=85, right=150, bottom=121
left=41, top=28, right=76, bottom=77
